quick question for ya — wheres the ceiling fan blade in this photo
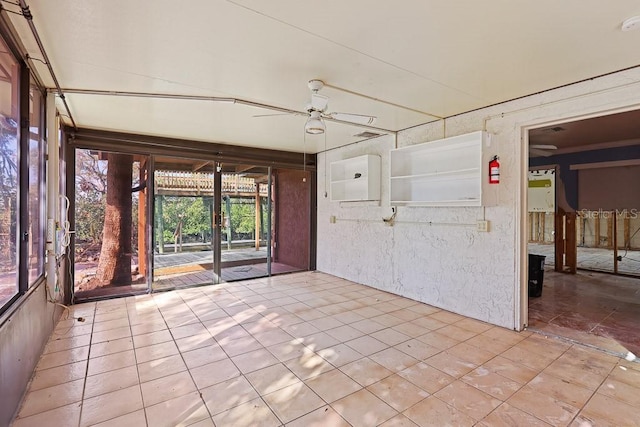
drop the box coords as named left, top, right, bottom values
left=311, top=93, right=329, bottom=111
left=327, top=112, right=377, bottom=125
left=529, top=148, right=554, bottom=157
left=252, top=113, right=291, bottom=118
left=530, top=144, right=558, bottom=150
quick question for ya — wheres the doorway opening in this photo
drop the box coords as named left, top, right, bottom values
left=526, top=109, right=640, bottom=360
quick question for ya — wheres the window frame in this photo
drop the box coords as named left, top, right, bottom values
left=0, top=20, right=48, bottom=316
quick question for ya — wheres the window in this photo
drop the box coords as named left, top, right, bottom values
left=28, top=86, right=45, bottom=284
left=0, top=35, right=19, bottom=309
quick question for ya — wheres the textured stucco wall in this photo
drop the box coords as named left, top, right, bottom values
left=317, top=67, right=640, bottom=330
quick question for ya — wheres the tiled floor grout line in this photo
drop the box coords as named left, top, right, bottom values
left=75, top=302, right=98, bottom=427
left=125, top=297, right=151, bottom=427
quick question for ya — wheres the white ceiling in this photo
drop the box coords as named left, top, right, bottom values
left=8, top=0, right=640, bottom=153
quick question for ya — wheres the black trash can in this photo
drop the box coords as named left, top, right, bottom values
left=528, top=254, right=546, bottom=297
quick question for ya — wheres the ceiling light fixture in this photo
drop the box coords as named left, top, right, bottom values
left=622, top=16, right=640, bottom=31
left=305, top=110, right=325, bottom=134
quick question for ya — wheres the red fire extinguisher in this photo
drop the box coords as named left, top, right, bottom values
left=489, top=155, right=500, bottom=184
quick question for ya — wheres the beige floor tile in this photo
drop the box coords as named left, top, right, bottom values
left=425, top=352, right=477, bottom=378
left=397, top=362, right=455, bottom=394
left=80, top=385, right=143, bottom=427
left=135, top=340, right=179, bottom=364
left=90, top=337, right=134, bottom=359
left=87, top=349, right=136, bottom=376
left=325, top=324, right=365, bottom=342
left=429, top=311, right=465, bottom=324
left=37, top=345, right=90, bottom=371
left=597, top=377, right=640, bottom=408
left=299, top=331, right=341, bottom=351
left=436, top=325, right=477, bottom=341
left=482, top=355, right=540, bottom=384
left=371, top=313, right=405, bottom=328
left=43, top=334, right=92, bottom=354
left=446, top=342, right=496, bottom=365
left=477, top=403, right=551, bottom=427
left=175, top=332, right=217, bottom=353
left=189, top=358, right=240, bottom=389
left=137, top=353, right=187, bottom=382
left=282, top=321, right=320, bottom=338
left=18, top=379, right=84, bottom=418
left=500, top=345, right=557, bottom=371
left=331, top=388, right=398, bottom=427
left=140, top=371, right=196, bottom=407
left=181, top=344, right=227, bottom=369
left=145, top=391, right=210, bottom=427
left=517, top=333, right=571, bottom=357
left=367, top=374, right=429, bottom=412
left=306, top=368, right=362, bottom=402
left=608, top=362, right=640, bottom=387
left=392, top=322, right=431, bottom=338
left=461, top=366, right=522, bottom=400
left=52, top=323, right=93, bottom=339
left=464, top=334, right=513, bottom=355
left=311, top=316, right=344, bottom=331
left=92, top=317, right=130, bottom=333
left=371, top=328, right=411, bottom=346
left=286, top=405, right=350, bottom=427
left=378, top=414, right=419, bottom=427
left=543, top=358, right=609, bottom=390
left=350, top=318, right=386, bottom=334
left=266, top=340, right=308, bottom=362
left=132, top=329, right=173, bottom=348
left=284, top=349, right=333, bottom=380
left=345, top=335, right=388, bottom=356
left=434, top=380, right=501, bottom=421
left=578, top=393, right=640, bottom=427
left=89, top=409, right=146, bottom=427
left=410, top=316, right=448, bottom=331
left=403, top=396, right=475, bottom=427
left=246, top=363, right=300, bottom=395
left=369, top=347, right=419, bottom=372
left=318, top=343, right=365, bottom=367
left=201, top=376, right=260, bottom=415
left=454, top=318, right=493, bottom=334
left=528, top=371, right=595, bottom=408
left=253, top=328, right=296, bottom=347
left=29, top=360, right=87, bottom=391
left=263, top=382, right=325, bottom=423
left=131, top=321, right=167, bottom=336
left=415, top=331, right=459, bottom=350
left=394, top=339, right=441, bottom=360
left=212, top=397, right=280, bottom=427
left=507, top=385, right=579, bottom=426
left=91, top=326, right=132, bottom=344
left=339, top=357, right=394, bottom=387
left=231, top=347, right=279, bottom=374
left=12, top=402, right=81, bottom=427
left=188, top=417, right=215, bottom=427
left=389, top=309, right=423, bottom=322
left=84, top=365, right=139, bottom=398
left=406, top=304, right=440, bottom=316
left=219, top=336, right=263, bottom=357
left=169, top=322, right=208, bottom=340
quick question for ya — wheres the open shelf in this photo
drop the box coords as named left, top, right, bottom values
left=389, top=131, right=497, bottom=206
left=330, top=154, right=381, bottom=202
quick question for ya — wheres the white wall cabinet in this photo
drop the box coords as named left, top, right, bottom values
left=330, top=154, right=381, bottom=202
left=390, top=131, right=497, bottom=206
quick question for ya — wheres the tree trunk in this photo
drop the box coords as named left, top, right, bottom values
left=96, top=153, right=133, bottom=286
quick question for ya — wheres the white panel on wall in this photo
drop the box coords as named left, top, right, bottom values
left=528, top=169, right=555, bottom=213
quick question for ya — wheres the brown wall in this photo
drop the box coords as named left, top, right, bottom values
left=274, top=169, right=310, bottom=270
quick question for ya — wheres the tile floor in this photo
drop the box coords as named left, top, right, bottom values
left=528, top=268, right=640, bottom=359
left=12, top=272, right=640, bottom=427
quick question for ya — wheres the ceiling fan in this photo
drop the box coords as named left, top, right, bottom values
left=304, top=79, right=376, bottom=134
left=529, top=144, right=558, bottom=157
left=254, top=79, right=377, bottom=135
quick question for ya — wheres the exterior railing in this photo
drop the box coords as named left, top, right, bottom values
left=155, top=171, right=268, bottom=196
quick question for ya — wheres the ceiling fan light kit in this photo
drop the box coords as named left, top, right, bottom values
left=305, top=110, right=325, bottom=134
